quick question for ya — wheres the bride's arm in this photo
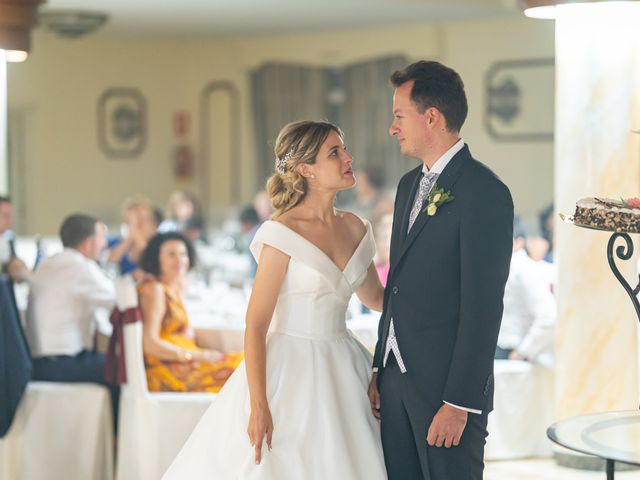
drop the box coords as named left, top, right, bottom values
left=244, top=244, right=290, bottom=464
left=355, top=263, right=385, bottom=312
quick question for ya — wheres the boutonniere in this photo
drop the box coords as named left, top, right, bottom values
left=424, top=185, right=455, bottom=216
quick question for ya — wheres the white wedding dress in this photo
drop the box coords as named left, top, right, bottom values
left=162, top=220, right=387, bottom=480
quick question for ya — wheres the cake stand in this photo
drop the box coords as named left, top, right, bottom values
left=549, top=217, right=640, bottom=479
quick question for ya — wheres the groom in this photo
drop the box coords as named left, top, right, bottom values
left=369, top=61, right=513, bottom=479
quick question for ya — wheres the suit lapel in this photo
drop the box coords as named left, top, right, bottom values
left=389, top=146, right=469, bottom=280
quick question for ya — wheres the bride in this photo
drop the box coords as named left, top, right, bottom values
left=163, top=120, right=387, bottom=479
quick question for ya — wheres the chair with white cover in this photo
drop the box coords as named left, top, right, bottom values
left=0, top=276, right=114, bottom=480
left=114, top=276, right=218, bottom=480
left=0, top=382, right=114, bottom=480
left=485, top=359, right=555, bottom=460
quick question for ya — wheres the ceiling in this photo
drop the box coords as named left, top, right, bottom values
left=40, top=0, right=519, bottom=39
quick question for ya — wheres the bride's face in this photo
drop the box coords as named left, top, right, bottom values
left=306, top=130, right=355, bottom=192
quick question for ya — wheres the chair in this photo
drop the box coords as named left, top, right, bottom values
left=485, top=359, right=555, bottom=460
left=0, top=277, right=114, bottom=480
left=114, top=277, right=218, bottom=480
left=0, top=382, right=114, bottom=480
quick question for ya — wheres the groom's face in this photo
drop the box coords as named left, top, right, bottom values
left=389, top=81, right=430, bottom=160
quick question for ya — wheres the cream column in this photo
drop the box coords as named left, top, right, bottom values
left=0, top=51, right=7, bottom=195
left=555, top=2, right=640, bottom=420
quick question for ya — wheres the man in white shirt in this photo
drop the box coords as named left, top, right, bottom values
left=27, top=213, right=118, bottom=424
left=496, top=216, right=556, bottom=363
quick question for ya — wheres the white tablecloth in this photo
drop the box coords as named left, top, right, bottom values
left=486, top=360, right=555, bottom=460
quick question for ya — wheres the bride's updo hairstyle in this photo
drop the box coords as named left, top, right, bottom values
left=267, top=120, right=342, bottom=218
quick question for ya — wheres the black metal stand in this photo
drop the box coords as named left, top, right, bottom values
left=605, top=232, right=640, bottom=479
left=606, top=459, right=615, bottom=480
left=607, top=232, right=640, bottom=323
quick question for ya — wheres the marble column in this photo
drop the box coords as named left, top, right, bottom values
left=555, top=2, right=640, bottom=420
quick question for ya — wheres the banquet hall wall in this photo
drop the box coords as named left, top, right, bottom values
left=6, top=16, right=554, bottom=234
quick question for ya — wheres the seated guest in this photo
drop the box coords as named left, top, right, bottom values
left=138, top=232, right=242, bottom=392
left=184, top=216, right=206, bottom=246
left=496, top=216, right=556, bottom=364
left=0, top=195, right=29, bottom=283
left=26, top=214, right=119, bottom=420
left=158, top=190, right=201, bottom=234
left=107, top=195, right=159, bottom=279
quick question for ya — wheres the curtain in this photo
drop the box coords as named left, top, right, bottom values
left=342, top=55, right=411, bottom=188
left=251, top=64, right=329, bottom=190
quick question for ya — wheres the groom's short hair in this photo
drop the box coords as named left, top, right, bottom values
left=390, top=61, right=468, bottom=133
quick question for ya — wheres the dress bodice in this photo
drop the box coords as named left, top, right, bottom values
left=250, top=220, right=376, bottom=339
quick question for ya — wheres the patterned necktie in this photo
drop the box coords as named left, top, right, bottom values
left=408, top=171, right=437, bottom=232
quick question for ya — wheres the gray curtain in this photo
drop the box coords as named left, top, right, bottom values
left=342, top=55, right=412, bottom=188
left=250, top=56, right=411, bottom=194
left=251, top=64, right=329, bottom=190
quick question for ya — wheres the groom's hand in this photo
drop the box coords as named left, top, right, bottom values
left=426, top=403, right=467, bottom=448
left=368, top=373, right=381, bottom=419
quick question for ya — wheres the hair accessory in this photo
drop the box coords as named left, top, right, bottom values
left=275, top=148, right=294, bottom=174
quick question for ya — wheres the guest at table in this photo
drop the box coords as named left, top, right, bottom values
left=139, top=232, right=243, bottom=392
left=107, top=195, right=159, bottom=279
left=496, top=216, right=556, bottom=364
left=0, top=195, right=30, bottom=283
left=159, top=189, right=202, bottom=234
left=26, top=213, right=119, bottom=422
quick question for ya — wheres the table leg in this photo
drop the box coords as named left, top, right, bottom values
left=606, top=459, right=615, bottom=480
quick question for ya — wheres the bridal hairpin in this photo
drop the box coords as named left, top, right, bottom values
left=275, top=148, right=295, bottom=174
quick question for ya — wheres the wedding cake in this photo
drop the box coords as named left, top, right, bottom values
left=573, top=197, right=640, bottom=233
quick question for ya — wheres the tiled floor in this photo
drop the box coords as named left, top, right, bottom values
left=485, top=459, right=640, bottom=479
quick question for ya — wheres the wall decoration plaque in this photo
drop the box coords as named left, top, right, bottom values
left=98, top=87, right=147, bottom=158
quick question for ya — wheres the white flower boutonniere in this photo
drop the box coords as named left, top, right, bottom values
left=424, top=185, right=454, bottom=216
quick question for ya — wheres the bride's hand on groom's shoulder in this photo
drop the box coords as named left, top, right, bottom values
left=367, top=374, right=381, bottom=419
left=426, top=403, right=468, bottom=449
left=247, top=404, right=273, bottom=465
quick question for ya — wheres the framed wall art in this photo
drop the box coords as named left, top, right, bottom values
left=485, top=58, right=555, bottom=142
left=97, top=87, right=147, bottom=158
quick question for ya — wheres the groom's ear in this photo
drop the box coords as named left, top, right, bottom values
left=425, top=107, right=439, bottom=126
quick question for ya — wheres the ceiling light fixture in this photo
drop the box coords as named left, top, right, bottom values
left=38, top=9, right=108, bottom=38
left=0, top=0, right=45, bottom=60
left=519, top=0, right=639, bottom=19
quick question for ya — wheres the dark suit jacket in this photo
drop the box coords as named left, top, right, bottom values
left=0, top=276, right=32, bottom=437
left=373, top=145, right=513, bottom=413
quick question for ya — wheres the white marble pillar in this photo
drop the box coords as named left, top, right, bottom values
left=0, top=51, right=7, bottom=195
left=555, top=2, right=640, bottom=420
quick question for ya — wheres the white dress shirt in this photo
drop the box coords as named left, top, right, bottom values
left=498, top=248, right=556, bottom=362
left=26, top=248, right=116, bottom=357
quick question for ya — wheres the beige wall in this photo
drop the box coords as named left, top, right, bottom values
left=7, top=17, right=554, bottom=234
